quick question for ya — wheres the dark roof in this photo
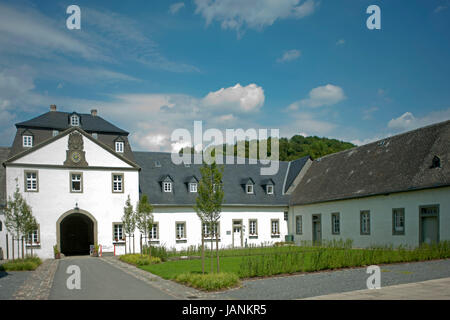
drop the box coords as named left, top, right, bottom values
left=290, top=120, right=450, bottom=205
left=15, top=111, right=128, bottom=135
left=284, top=156, right=310, bottom=193
left=0, top=147, right=11, bottom=206
left=133, top=152, right=300, bottom=206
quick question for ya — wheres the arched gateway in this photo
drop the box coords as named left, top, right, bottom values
left=56, top=209, right=98, bottom=256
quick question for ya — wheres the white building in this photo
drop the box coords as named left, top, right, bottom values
left=0, top=106, right=306, bottom=259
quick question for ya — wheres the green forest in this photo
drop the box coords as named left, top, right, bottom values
left=181, top=135, right=355, bottom=161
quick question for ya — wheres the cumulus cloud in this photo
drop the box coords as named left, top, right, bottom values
left=388, top=109, right=450, bottom=132
left=202, top=83, right=265, bottom=112
left=169, top=2, right=185, bottom=14
left=276, top=49, right=301, bottom=63
left=194, top=0, right=317, bottom=35
left=288, top=84, right=346, bottom=110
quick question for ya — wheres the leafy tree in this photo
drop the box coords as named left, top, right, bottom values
left=23, top=209, right=38, bottom=257
left=194, top=162, right=224, bottom=273
left=136, top=195, right=154, bottom=258
left=122, top=195, right=136, bottom=254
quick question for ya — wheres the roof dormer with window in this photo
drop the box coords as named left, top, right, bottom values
left=160, top=175, right=174, bottom=193
left=185, top=176, right=198, bottom=193
left=114, top=136, right=125, bottom=153
left=242, top=178, right=255, bottom=194
left=22, top=129, right=34, bottom=148
left=262, top=178, right=275, bottom=195
left=69, top=113, right=80, bottom=127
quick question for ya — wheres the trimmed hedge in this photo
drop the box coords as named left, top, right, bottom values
left=175, top=272, right=240, bottom=291
left=0, top=257, right=42, bottom=271
left=119, top=254, right=161, bottom=266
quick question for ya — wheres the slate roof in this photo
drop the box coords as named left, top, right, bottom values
left=290, top=120, right=450, bottom=206
left=133, top=152, right=305, bottom=206
left=0, top=147, right=11, bottom=206
left=15, top=111, right=128, bottom=134
left=284, top=156, right=311, bottom=193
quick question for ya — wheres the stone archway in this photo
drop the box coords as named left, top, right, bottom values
left=56, top=209, right=98, bottom=256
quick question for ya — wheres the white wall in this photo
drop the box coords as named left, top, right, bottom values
left=289, top=187, right=450, bottom=248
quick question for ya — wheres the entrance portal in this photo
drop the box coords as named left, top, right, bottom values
left=60, top=212, right=95, bottom=255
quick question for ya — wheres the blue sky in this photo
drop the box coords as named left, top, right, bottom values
left=0, top=0, right=449, bottom=151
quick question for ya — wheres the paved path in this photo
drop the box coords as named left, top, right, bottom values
left=216, top=259, right=450, bottom=300
left=49, top=256, right=175, bottom=300
left=0, top=270, right=32, bottom=300
left=303, top=277, right=450, bottom=300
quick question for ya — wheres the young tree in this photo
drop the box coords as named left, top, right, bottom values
left=4, top=180, right=35, bottom=259
left=23, top=208, right=38, bottom=257
left=194, top=162, right=224, bottom=273
left=136, top=195, right=154, bottom=258
left=122, top=195, right=136, bottom=254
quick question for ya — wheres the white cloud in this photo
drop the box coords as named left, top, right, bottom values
left=194, top=0, right=317, bottom=35
left=388, top=109, right=450, bottom=132
left=362, top=106, right=379, bottom=120
left=202, top=83, right=265, bottom=112
left=288, top=84, right=346, bottom=110
left=435, top=5, right=448, bottom=13
left=336, top=39, right=345, bottom=46
left=276, top=49, right=301, bottom=63
left=169, top=2, right=185, bottom=14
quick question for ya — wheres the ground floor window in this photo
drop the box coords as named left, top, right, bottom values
left=360, top=210, right=371, bottom=235
left=27, top=225, right=40, bottom=245
left=332, top=212, right=340, bottom=235
left=392, top=208, right=405, bottom=235
left=202, top=222, right=219, bottom=239
left=271, top=219, right=280, bottom=236
left=249, top=219, right=258, bottom=236
left=296, top=215, right=302, bottom=235
left=176, top=222, right=186, bottom=239
left=149, top=222, right=159, bottom=240
left=113, top=223, right=124, bottom=242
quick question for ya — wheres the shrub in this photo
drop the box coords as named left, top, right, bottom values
left=175, top=272, right=240, bottom=291
left=119, top=254, right=161, bottom=266
left=0, top=257, right=42, bottom=271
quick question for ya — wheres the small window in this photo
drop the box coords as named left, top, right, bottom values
left=249, top=219, right=258, bottom=236
left=149, top=223, right=159, bottom=240
left=271, top=219, right=280, bottom=236
left=23, top=135, right=33, bottom=147
left=202, top=222, right=219, bottom=239
left=163, top=182, right=172, bottom=193
left=27, top=226, right=40, bottom=246
left=70, top=173, right=83, bottom=193
left=266, top=185, right=274, bottom=194
left=246, top=184, right=254, bottom=194
left=25, top=171, right=38, bottom=192
left=360, top=210, right=371, bottom=235
left=393, top=208, right=405, bottom=235
left=113, top=223, right=124, bottom=242
left=431, top=156, right=441, bottom=169
left=189, top=183, right=197, bottom=193
left=115, top=141, right=124, bottom=153
left=52, top=130, right=59, bottom=137
left=112, top=174, right=124, bottom=193
left=284, top=211, right=288, bottom=221
left=176, top=222, right=186, bottom=239
left=92, top=133, right=98, bottom=139
left=332, top=212, right=340, bottom=235
left=70, top=115, right=80, bottom=126
left=296, top=215, right=302, bottom=235
left=154, top=160, right=161, bottom=167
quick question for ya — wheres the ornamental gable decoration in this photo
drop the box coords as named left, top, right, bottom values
left=64, top=131, right=88, bottom=167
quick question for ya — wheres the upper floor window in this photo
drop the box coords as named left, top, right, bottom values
left=392, top=208, right=405, bottom=235
left=163, top=182, right=172, bottom=193
left=360, top=210, right=371, bottom=235
left=71, top=173, right=83, bottom=193
left=246, top=184, right=254, bottom=194
left=25, top=171, right=38, bottom=192
left=23, top=135, right=33, bottom=147
left=115, top=141, right=124, bottom=153
left=70, top=115, right=80, bottom=126
left=189, top=183, right=197, bottom=193
left=112, top=174, right=124, bottom=193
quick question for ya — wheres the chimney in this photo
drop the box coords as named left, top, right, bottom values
left=50, top=104, right=57, bottom=112
left=91, top=109, right=98, bottom=117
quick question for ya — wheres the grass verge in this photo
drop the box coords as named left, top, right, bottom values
left=119, top=254, right=161, bottom=266
left=175, top=272, right=240, bottom=291
left=0, top=257, right=42, bottom=271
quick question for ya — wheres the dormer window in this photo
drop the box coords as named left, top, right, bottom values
left=431, top=156, right=441, bottom=169
left=163, top=182, right=172, bottom=193
left=70, top=115, right=80, bottom=126
left=266, top=185, right=274, bottom=195
left=52, top=130, right=59, bottom=137
left=92, top=133, right=98, bottom=139
left=154, top=161, right=162, bottom=168
left=189, top=183, right=197, bottom=193
left=115, top=141, right=124, bottom=153
left=246, top=184, right=254, bottom=194
left=23, top=135, right=33, bottom=147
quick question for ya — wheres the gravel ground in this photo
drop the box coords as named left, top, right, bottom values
left=216, top=259, right=450, bottom=300
left=0, top=271, right=32, bottom=300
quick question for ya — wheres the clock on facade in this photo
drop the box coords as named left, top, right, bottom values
left=71, top=151, right=81, bottom=163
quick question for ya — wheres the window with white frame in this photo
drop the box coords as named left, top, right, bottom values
left=246, top=184, right=254, bottom=194
left=52, top=130, right=59, bottom=137
left=202, top=222, right=219, bottom=238
left=27, top=226, right=39, bottom=245
left=112, top=174, right=123, bottom=193
left=92, top=133, right=98, bottom=139
left=360, top=210, right=371, bottom=235
left=70, top=115, right=79, bottom=126
left=296, top=215, right=302, bottom=234
left=189, top=183, right=197, bottom=193
left=271, top=219, right=280, bottom=235
left=332, top=212, right=340, bottom=235
left=71, top=173, right=82, bottom=192
left=25, top=171, right=38, bottom=192
left=115, top=141, right=124, bottom=153
left=23, top=135, right=33, bottom=147
left=113, top=223, right=124, bottom=241
left=393, top=208, right=405, bottom=235
left=249, top=219, right=257, bottom=236
left=176, top=222, right=186, bottom=239
left=266, top=185, right=274, bottom=194
left=163, top=182, right=172, bottom=192
left=149, top=223, right=159, bottom=240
